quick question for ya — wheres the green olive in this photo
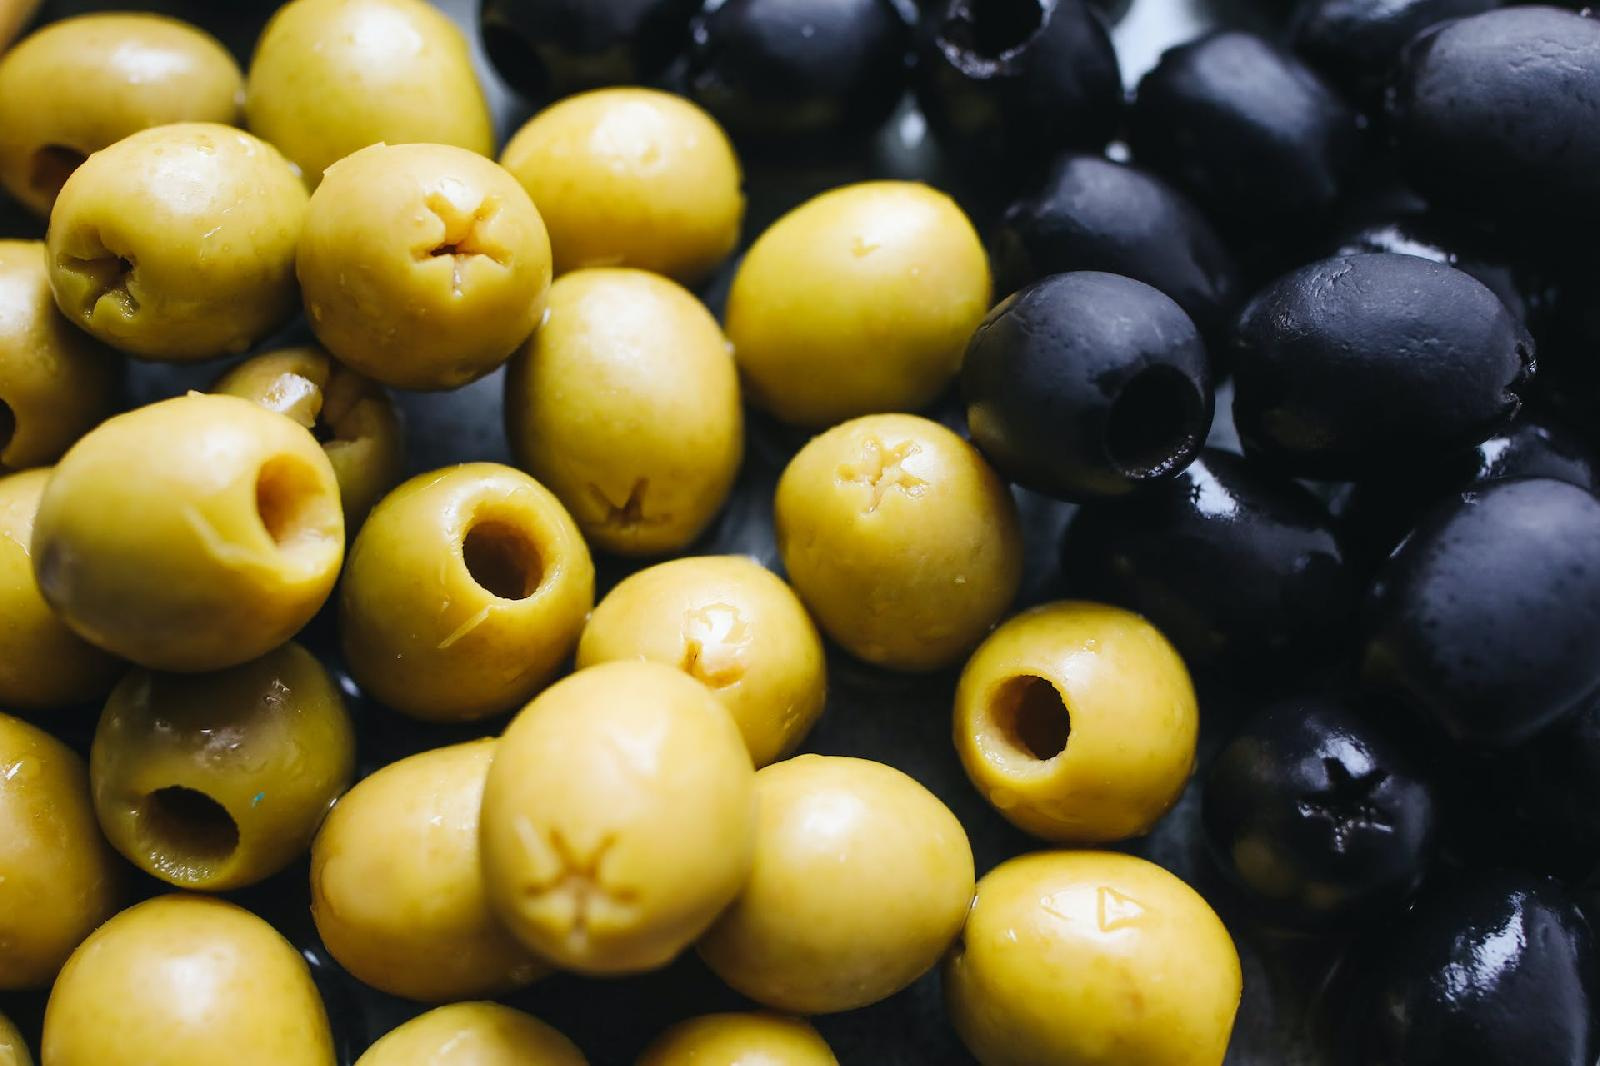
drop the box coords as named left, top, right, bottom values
left=246, top=0, right=493, bottom=187
left=480, top=661, right=756, bottom=974
left=696, top=754, right=974, bottom=1014
left=0, top=712, right=121, bottom=990
left=505, top=268, right=741, bottom=555
left=213, top=346, right=405, bottom=526
left=0, top=13, right=241, bottom=217
left=91, top=641, right=355, bottom=892
left=32, top=393, right=345, bottom=672
left=0, top=1010, right=30, bottom=1066
left=0, top=241, right=120, bottom=472
left=311, top=739, right=546, bottom=1002
left=637, top=1013, right=837, bottom=1066
left=0, top=2, right=40, bottom=54
left=339, top=463, right=593, bottom=722
left=0, top=470, right=121, bottom=711
left=774, top=413, right=1023, bottom=671
left=356, top=1003, right=586, bottom=1066
left=41, top=894, right=337, bottom=1066
left=298, top=143, right=552, bottom=391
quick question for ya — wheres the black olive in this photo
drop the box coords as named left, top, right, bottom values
left=1232, top=253, right=1534, bottom=480
left=681, top=0, right=912, bottom=151
left=1363, top=477, right=1600, bottom=746
left=1127, top=31, right=1361, bottom=233
left=1061, top=449, right=1359, bottom=672
left=990, top=153, right=1241, bottom=337
left=1326, top=212, right=1526, bottom=321
left=912, top=0, right=1122, bottom=176
left=1202, top=694, right=1435, bottom=929
left=479, top=0, right=699, bottom=102
left=1478, top=700, right=1600, bottom=879
left=961, top=271, right=1212, bottom=501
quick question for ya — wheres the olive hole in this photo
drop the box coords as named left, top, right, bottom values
left=137, top=786, right=240, bottom=877
left=0, top=398, right=14, bottom=457
left=462, top=519, right=545, bottom=600
left=29, top=144, right=86, bottom=198
left=990, top=674, right=1070, bottom=760
left=939, top=0, right=1046, bottom=62
left=1105, top=366, right=1207, bottom=480
left=255, top=456, right=335, bottom=550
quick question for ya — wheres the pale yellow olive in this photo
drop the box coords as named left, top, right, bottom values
left=356, top=1003, right=586, bottom=1066
left=0, top=1010, right=29, bottom=1066
left=311, top=739, right=546, bottom=1002
left=505, top=268, right=741, bottom=556
left=637, top=1013, right=837, bottom=1066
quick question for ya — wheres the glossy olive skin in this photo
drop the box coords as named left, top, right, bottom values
left=1203, top=696, right=1435, bottom=928
left=0, top=1012, right=29, bottom=1066
left=913, top=0, right=1122, bottom=173
left=1289, top=0, right=1498, bottom=112
left=357, top=1003, right=586, bottom=1066
left=1355, top=871, right=1599, bottom=1066
left=0, top=13, right=242, bottom=216
left=1128, top=31, right=1359, bottom=230
left=638, top=1013, right=837, bottom=1065
left=41, top=895, right=337, bottom=1066
left=1062, top=449, right=1359, bottom=673
left=963, top=271, right=1212, bottom=502
left=92, top=642, right=356, bottom=892
left=1232, top=254, right=1532, bottom=480
left=0, top=712, right=121, bottom=990
left=991, top=154, right=1239, bottom=337
left=1364, top=478, right=1600, bottom=746
left=480, top=0, right=698, bottom=102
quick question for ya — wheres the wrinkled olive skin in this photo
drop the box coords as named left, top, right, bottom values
left=1354, top=872, right=1599, bottom=1066
left=1388, top=7, right=1600, bottom=248
left=962, top=271, right=1213, bottom=502
left=991, top=154, right=1239, bottom=337
left=913, top=0, right=1122, bottom=173
left=0, top=13, right=242, bottom=217
left=1203, top=696, right=1435, bottom=929
left=0, top=712, right=121, bottom=990
left=1062, top=450, right=1359, bottom=673
left=1289, top=0, right=1498, bottom=112
left=1326, top=212, right=1526, bottom=321
left=1128, top=31, right=1359, bottom=230
left=41, top=895, right=337, bottom=1066
left=638, top=1013, right=837, bottom=1065
left=1364, top=478, right=1600, bottom=746
left=1232, top=254, right=1533, bottom=480
left=480, top=0, right=699, bottom=102
left=92, top=642, right=356, bottom=892
left=357, top=1002, right=586, bottom=1066
left=0, top=1011, right=29, bottom=1066
left=246, top=0, right=493, bottom=186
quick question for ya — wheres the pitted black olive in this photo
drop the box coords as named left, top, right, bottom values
left=1363, top=477, right=1600, bottom=746
left=1232, top=253, right=1533, bottom=480
left=1327, top=212, right=1526, bottom=321
left=480, top=0, right=699, bottom=101
left=990, top=153, right=1240, bottom=337
left=962, top=271, right=1213, bottom=501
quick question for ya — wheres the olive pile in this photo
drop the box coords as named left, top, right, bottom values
left=0, top=0, right=1598, bottom=1064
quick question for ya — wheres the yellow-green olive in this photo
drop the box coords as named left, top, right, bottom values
left=697, top=754, right=974, bottom=1014
left=311, top=739, right=545, bottom=1002
left=727, top=181, right=990, bottom=427
left=356, top=1003, right=586, bottom=1066
left=480, top=661, right=756, bottom=974
left=214, top=346, right=405, bottom=526
left=339, top=463, right=592, bottom=722
left=500, top=88, right=743, bottom=285
left=33, top=393, right=345, bottom=672
left=46, top=123, right=308, bottom=362
left=298, top=142, right=552, bottom=391
left=0, top=241, right=120, bottom=471
left=577, top=555, right=825, bottom=767
left=637, top=1013, right=837, bottom=1066
left=0, top=1010, right=29, bottom=1066
left=41, top=894, right=337, bottom=1066
left=91, top=642, right=355, bottom=892
left=774, top=413, right=1022, bottom=672
left=0, top=470, right=121, bottom=711
left=953, top=602, right=1198, bottom=844
left=945, top=851, right=1242, bottom=1066
left=0, top=2, right=40, bottom=54
left=0, top=712, right=120, bottom=990
left=505, top=268, right=741, bottom=556
left=245, top=0, right=493, bottom=186
left=0, top=13, right=241, bottom=216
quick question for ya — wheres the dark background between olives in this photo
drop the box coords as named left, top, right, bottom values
left=0, top=0, right=1331, bottom=1063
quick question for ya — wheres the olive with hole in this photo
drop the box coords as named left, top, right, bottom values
left=356, top=1002, right=586, bottom=1066
left=954, top=601, right=1199, bottom=844
left=0, top=13, right=241, bottom=217
left=638, top=1013, right=838, bottom=1065
left=32, top=393, right=344, bottom=673
left=45, top=124, right=308, bottom=362
left=479, top=0, right=699, bottom=103
left=41, top=895, right=337, bottom=1066
left=0, top=1012, right=29, bottom=1066
left=91, top=641, right=355, bottom=892
left=339, top=463, right=594, bottom=722
left=1232, top=254, right=1533, bottom=480
left=0, top=712, right=121, bottom=990
left=297, top=143, right=553, bottom=392
left=962, top=271, right=1213, bottom=502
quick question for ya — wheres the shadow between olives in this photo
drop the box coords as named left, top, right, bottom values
left=1105, top=365, right=1207, bottom=479
left=0, top=396, right=14, bottom=458
left=29, top=143, right=85, bottom=199
left=136, top=785, right=240, bottom=880
left=938, top=0, right=1045, bottom=69
left=462, top=518, right=546, bottom=601
left=990, top=674, right=1071, bottom=761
